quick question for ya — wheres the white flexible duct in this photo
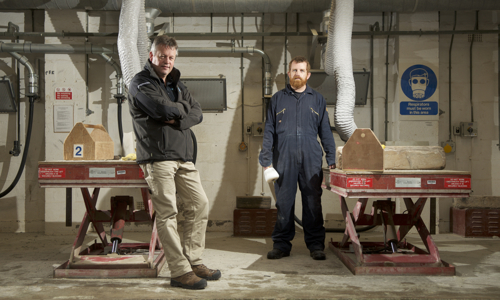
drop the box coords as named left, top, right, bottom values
left=137, top=1, right=149, bottom=68
left=117, top=0, right=143, bottom=89
left=324, top=0, right=357, bottom=142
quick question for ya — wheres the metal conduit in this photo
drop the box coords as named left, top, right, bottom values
left=0, top=43, right=273, bottom=97
left=0, top=42, right=119, bottom=54
left=179, top=46, right=272, bottom=96
left=2, top=29, right=500, bottom=39
left=2, top=0, right=500, bottom=13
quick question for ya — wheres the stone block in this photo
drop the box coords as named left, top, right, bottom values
left=337, top=145, right=446, bottom=170
left=383, top=146, right=446, bottom=170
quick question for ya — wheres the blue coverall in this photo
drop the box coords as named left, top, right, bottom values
left=259, top=84, right=336, bottom=253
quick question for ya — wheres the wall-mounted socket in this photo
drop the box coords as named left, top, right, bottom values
left=453, top=126, right=461, bottom=136
left=441, top=140, right=456, bottom=154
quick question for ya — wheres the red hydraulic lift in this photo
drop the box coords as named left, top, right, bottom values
left=38, top=160, right=166, bottom=278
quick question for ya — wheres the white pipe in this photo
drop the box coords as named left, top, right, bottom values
left=325, top=0, right=357, bottom=142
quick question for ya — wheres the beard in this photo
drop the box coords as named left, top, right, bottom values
left=290, top=76, right=307, bottom=90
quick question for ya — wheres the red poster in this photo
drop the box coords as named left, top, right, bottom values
left=38, top=168, right=66, bottom=178
left=444, top=178, right=471, bottom=188
left=347, top=177, right=373, bottom=188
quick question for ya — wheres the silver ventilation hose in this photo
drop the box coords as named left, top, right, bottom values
left=118, top=0, right=143, bottom=89
left=324, top=0, right=357, bottom=142
left=137, top=1, right=149, bottom=68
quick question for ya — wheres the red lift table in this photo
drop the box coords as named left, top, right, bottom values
left=322, top=168, right=471, bottom=276
left=38, top=160, right=166, bottom=278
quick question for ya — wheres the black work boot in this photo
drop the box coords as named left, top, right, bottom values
left=310, top=250, right=326, bottom=260
left=170, top=271, right=207, bottom=289
left=267, top=248, right=290, bottom=259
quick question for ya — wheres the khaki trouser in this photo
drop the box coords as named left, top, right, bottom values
left=140, top=160, right=208, bottom=278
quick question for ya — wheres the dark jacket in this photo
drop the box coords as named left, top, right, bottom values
left=128, top=60, right=203, bottom=164
left=259, top=84, right=336, bottom=168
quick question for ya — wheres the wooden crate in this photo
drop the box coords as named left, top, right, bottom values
left=63, top=123, right=114, bottom=160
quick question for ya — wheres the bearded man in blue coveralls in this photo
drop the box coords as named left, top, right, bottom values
left=259, top=56, right=336, bottom=260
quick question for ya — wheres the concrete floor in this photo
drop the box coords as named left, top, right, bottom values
left=0, top=230, right=499, bottom=300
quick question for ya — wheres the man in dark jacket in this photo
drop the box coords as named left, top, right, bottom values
left=129, top=35, right=220, bottom=290
left=259, top=56, right=336, bottom=261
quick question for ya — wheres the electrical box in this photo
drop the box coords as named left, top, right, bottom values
left=460, top=122, right=478, bottom=137
left=251, top=122, right=265, bottom=137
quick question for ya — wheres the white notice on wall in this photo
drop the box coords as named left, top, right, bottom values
left=53, top=105, right=74, bottom=132
left=395, top=178, right=421, bottom=188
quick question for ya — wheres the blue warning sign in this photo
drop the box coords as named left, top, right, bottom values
left=400, top=101, right=438, bottom=115
left=401, top=64, right=437, bottom=101
left=400, top=64, right=438, bottom=115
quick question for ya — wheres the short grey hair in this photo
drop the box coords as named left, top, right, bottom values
left=150, top=35, right=178, bottom=55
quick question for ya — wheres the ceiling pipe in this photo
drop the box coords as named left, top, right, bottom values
left=0, top=42, right=119, bottom=54
left=2, top=28, right=500, bottom=39
left=179, top=46, right=272, bottom=97
left=145, top=8, right=162, bottom=37
left=2, top=0, right=500, bottom=13
left=0, top=43, right=273, bottom=96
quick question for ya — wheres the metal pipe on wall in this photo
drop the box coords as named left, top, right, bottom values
left=384, top=12, right=393, bottom=142
left=0, top=43, right=273, bottom=97
left=240, top=13, right=247, bottom=152
left=7, top=22, right=21, bottom=157
left=0, top=42, right=119, bottom=54
left=449, top=12, right=457, bottom=141
left=3, top=0, right=500, bottom=13
left=469, top=11, right=478, bottom=123
left=2, top=28, right=500, bottom=40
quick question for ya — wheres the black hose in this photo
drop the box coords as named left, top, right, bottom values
left=294, top=214, right=376, bottom=233
left=0, top=96, right=35, bottom=198
left=117, top=96, right=123, bottom=147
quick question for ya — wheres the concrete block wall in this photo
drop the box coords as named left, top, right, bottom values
left=1, top=8, right=499, bottom=235
left=438, top=10, right=500, bottom=232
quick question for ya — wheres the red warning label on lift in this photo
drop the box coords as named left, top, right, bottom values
left=38, top=168, right=66, bottom=178
left=347, top=177, right=373, bottom=188
left=444, top=178, right=471, bottom=188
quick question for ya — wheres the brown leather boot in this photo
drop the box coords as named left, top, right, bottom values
left=170, top=271, right=207, bottom=289
left=192, top=264, right=222, bottom=280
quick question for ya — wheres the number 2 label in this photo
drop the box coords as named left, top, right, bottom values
left=74, top=144, right=83, bottom=158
